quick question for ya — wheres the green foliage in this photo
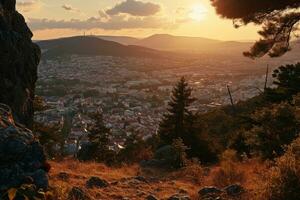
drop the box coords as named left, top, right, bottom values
left=34, top=122, right=61, bottom=159
left=245, top=102, right=299, bottom=159
left=266, top=63, right=300, bottom=102
left=259, top=137, right=300, bottom=200
left=171, top=138, right=189, bottom=168
left=78, top=112, right=116, bottom=165
left=158, top=77, right=213, bottom=162
left=158, top=77, right=196, bottom=144
left=118, top=133, right=153, bottom=164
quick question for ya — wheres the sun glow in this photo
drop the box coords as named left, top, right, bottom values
left=189, top=4, right=207, bottom=22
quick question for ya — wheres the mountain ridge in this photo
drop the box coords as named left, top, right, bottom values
left=37, top=36, right=165, bottom=59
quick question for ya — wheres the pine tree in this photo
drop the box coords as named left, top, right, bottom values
left=87, top=112, right=111, bottom=161
left=88, top=112, right=110, bottom=149
left=158, top=77, right=214, bottom=162
left=158, top=77, right=196, bottom=145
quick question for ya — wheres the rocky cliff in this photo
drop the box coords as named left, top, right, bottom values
left=0, top=104, right=49, bottom=194
left=0, top=0, right=40, bottom=128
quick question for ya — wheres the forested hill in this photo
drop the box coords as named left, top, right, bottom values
left=37, top=36, right=166, bottom=59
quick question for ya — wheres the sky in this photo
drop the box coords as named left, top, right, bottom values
left=16, top=0, right=260, bottom=41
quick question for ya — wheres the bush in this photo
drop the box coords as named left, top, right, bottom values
left=171, top=138, right=189, bottom=169
left=258, top=137, right=300, bottom=200
left=174, top=159, right=204, bottom=184
left=213, top=149, right=245, bottom=187
left=245, top=102, right=299, bottom=159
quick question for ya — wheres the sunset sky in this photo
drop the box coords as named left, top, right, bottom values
left=17, top=0, right=260, bottom=40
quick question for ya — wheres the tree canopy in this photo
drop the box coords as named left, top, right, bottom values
left=211, top=0, right=300, bottom=58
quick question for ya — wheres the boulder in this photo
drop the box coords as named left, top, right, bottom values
left=134, top=176, right=148, bottom=183
left=86, top=176, right=109, bottom=188
left=146, top=194, right=159, bottom=200
left=57, top=172, right=70, bottom=181
left=0, top=0, right=40, bottom=128
left=168, top=194, right=191, bottom=200
left=68, top=187, right=91, bottom=200
left=198, top=186, right=223, bottom=197
left=0, top=104, right=49, bottom=192
left=224, top=184, right=244, bottom=196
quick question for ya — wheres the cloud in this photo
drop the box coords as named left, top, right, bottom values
left=106, top=0, right=161, bottom=16
left=28, top=15, right=177, bottom=31
left=16, top=0, right=41, bottom=12
left=62, top=4, right=80, bottom=13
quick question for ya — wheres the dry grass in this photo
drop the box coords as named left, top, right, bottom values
left=48, top=158, right=267, bottom=200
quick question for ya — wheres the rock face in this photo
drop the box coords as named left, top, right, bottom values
left=0, top=0, right=41, bottom=128
left=0, top=104, right=49, bottom=193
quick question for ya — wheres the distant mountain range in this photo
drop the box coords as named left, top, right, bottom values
left=97, top=34, right=253, bottom=54
left=37, top=34, right=300, bottom=59
left=37, top=36, right=163, bottom=59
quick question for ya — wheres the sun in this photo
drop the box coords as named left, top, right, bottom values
left=189, top=4, right=208, bottom=22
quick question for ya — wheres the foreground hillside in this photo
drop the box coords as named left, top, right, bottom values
left=49, top=159, right=266, bottom=200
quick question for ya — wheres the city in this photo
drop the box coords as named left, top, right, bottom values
left=35, top=54, right=283, bottom=152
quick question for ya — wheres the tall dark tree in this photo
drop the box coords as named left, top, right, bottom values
left=88, top=112, right=110, bottom=148
left=158, top=77, right=196, bottom=145
left=158, top=77, right=213, bottom=161
left=211, top=0, right=300, bottom=58
left=87, top=112, right=112, bottom=161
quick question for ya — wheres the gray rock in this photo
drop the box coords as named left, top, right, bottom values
left=58, top=172, right=70, bottom=181
left=224, top=184, right=244, bottom=196
left=146, top=194, right=159, bottom=200
left=198, top=186, right=222, bottom=196
left=168, top=194, right=191, bottom=200
left=86, top=176, right=109, bottom=188
left=68, top=187, right=91, bottom=200
left=134, top=176, right=148, bottom=183
left=0, top=104, right=48, bottom=192
left=30, top=169, right=49, bottom=190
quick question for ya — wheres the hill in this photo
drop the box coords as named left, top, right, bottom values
left=135, top=34, right=220, bottom=51
left=37, top=36, right=165, bottom=59
left=37, top=35, right=300, bottom=59
left=96, top=35, right=140, bottom=45
left=134, top=34, right=253, bottom=54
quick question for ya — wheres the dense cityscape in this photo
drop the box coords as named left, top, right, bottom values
left=35, top=54, right=285, bottom=152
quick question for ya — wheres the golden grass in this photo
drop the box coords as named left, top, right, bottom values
left=48, top=158, right=267, bottom=200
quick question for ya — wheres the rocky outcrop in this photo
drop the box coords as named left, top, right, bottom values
left=198, top=184, right=244, bottom=200
left=0, top=0, right=41, bottom=128
left=86, top=176, right=109, bottom=188
left=0, top=104, right=49, bottom=193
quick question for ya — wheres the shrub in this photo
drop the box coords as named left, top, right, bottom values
left=175, top=159, right=204, bottom=184
left=258, top=137, right=300, bottom=200
left=245, top=102, right=299, bottom=159
left=213, top=149, right=245, bottom=187
left=171, top=138, right=189, bottom=169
